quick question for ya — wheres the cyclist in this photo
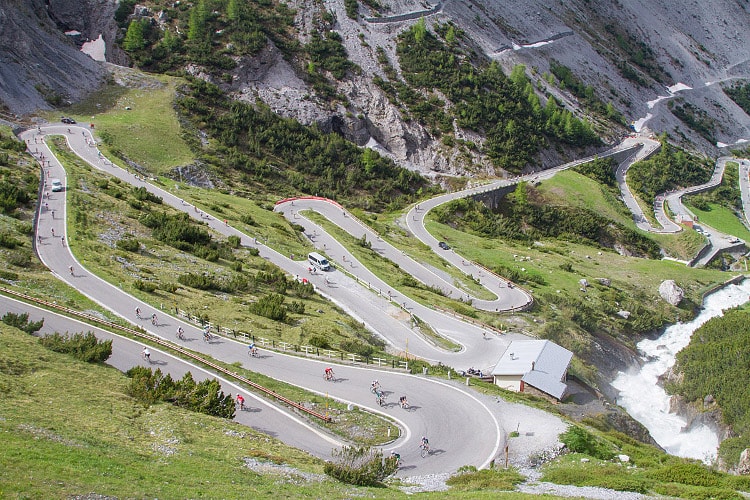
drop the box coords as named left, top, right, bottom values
left=420, top=436, right=429, bottom=450
left=248, top=343, right=258, bottom=357
left=151, top=313, right=158, bottom=326
left=203, top=325, right=211, bottom=341
left=399, top=396, right=409, bottom=409
left=370, top=380, right=380, bottom=393
left=390, top=451, right=401, bottom=466
left=176, top=326, right=185, bottom=340
left=324, top=367, right=335, bottom=381
left=142, top=347, right=151, bottom=363
left=236, top=394, right=245, bottom=411
left=135, top=307, right=141, bottom=319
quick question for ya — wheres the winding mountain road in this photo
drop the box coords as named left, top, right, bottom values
left=15, top=125, right=573, bottom=476
left=16, top=121, right=749, bottom=478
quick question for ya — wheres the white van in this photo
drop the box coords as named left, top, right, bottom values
left=50, top=179, right=64, bottom=192
left=308, top=252, right=331, bottom=271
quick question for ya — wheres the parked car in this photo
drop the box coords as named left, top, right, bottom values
left=61, top=117, right=76, bottom=124
left=50, top=179, right=63, bottom=192
left=438, top=241, right=450, bottom=250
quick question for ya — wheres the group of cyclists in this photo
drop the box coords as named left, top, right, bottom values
left=134, top=303, right=428, bottom=464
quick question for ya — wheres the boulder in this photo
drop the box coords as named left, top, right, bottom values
left=617, top=310, right=631, bottom=319
left=659, top=280, right=684, bottom=306
left=579, top=278, right=589, bottom=288
left=597, top=278, right=611, bottom=286
left=617, top=454, right=630, bottom=463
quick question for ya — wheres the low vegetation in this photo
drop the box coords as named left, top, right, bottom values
left=127, top=366, right=236, bottom=418
left=725, top=82, right=750, bottom=116
left=324, top=446, right=397, bottom=486
left=542, top=421, right=750, bottom=498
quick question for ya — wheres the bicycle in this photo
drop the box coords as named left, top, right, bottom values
left=419, top=443, right=430, bottom=458
left=324, top=370, right=336, bottom=382
left=176, top=327, right=185, bottom=341
left=248, top=345, right=259, bottom=358
left=141, top=348, right=152, bottom=364
left=203, top=331, right=213, bottom=342
left=376, top=392, right=386, bottom=406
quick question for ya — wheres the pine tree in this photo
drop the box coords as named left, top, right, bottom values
left=123, top=19, right=146, bottom=51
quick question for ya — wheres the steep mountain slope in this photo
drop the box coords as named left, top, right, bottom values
left=0, top=0, right=110, bottom=116
left=2, top=0, right=750, bottom=169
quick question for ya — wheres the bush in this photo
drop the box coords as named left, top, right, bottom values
left=286, top=300, right=305, bottom=314
left=560, top=425, right=614, bottom=460
left=39, top=331, right=112, bottom=363
left=126, top=367, right=235, bottom=418
left=339, top=339, right=374, bottom=357
left=227, top=235, right=241, bottom=248
left=160, top=282, right=179, bottom=293
left=309, top=335, right=330, bottom=349
left=1, top=312, right=43, bottom=334
left=446, top=468, right=524, bottom=491
left=0, top=269, right=19, bottom=281
left=323, top=446, right=397, bottom=486
left=646, top=462, right=723, bottom=487
left=133, top=279, right=157, bottom=292
left=0, top=232, right=22, bottom=249
left=178, top=272, right=214, bottom=290
left=116, top=237, right=140, bottom=252
left=249, top=293, right=287, bottom=321
left=240, top=214, right=257, bottom=226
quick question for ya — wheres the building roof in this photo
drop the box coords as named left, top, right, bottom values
left=492, top=340, right=573, bottom=400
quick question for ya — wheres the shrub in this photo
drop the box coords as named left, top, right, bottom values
left=339, top=339, right=374, bottom=357
left=131, top=186, right=162, bottom=204
left=0, top=269, right=19, bottom=281
left=1, top=312, right=44, bottom=333
left=39, top=331, right=112, bottom=363
left=133, top=279, right=157, bottom=292
left=247, top=247, right=260, bottom=256
left=286, top=300, right=305, bottom=314
left=0, top=232, right=22, bottom=249
left=160, top=282, right=179, bottom=293
left=230, top=260, right=243, bottom=272
left=646, top=462, right=723, bottom=487
left=178, top=272, right=214, bottom=290
left=446, top=468, right=524, bottom=491
left=323, top=446, right=397, bottom=486
left=309, top=335, right=330, bottom=349
left=116, top=237, right=140, bottom=252
left=227, top=235, right=241, bottom=248
left=126, top=367, right=235, bottom=418
left=560, top=425, right=614, bottom=460
left=249, top=293, right=287, bottom=321
left=240, top=214, right=257, bottom=226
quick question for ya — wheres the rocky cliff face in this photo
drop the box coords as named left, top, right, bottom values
left=0, top=0, right=114, bottom=117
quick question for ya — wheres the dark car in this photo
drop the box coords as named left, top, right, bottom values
left=61, top=117, right=76, bottom=124
left=438, top=241, right=450, bottom=250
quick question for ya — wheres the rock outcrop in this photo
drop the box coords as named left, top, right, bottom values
left=659, top=280, right=684, bottom=306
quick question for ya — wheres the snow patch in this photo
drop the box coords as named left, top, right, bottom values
left=81, top=34, right=106, bottom=62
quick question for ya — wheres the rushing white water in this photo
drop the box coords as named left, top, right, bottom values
left=613, top=280, right=750, bottom=463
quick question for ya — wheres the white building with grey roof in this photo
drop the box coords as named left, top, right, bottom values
left=491, top=339, right=573, bottom=400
